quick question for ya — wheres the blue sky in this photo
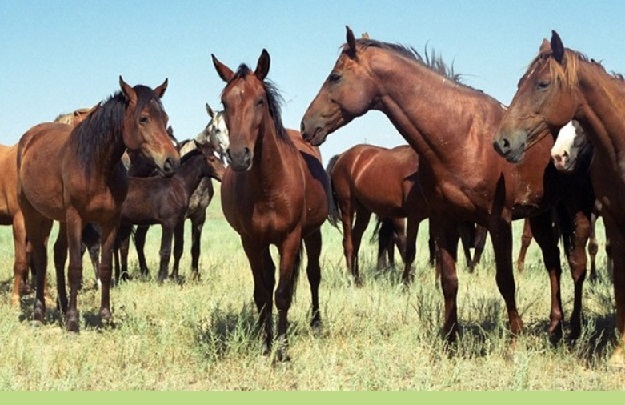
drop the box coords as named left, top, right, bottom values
left=1, top=1, right=623, bottom=162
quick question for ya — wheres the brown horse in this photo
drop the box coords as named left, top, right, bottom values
left=212, top=49, right=329, bottom=361
left=4, top=105, right=100, bottom=305
left=301, top=27, right=595, bottom=342
left=326, top=144, right=487, bottom=284
left=493, top=30, right=625, bottom=366
left=114, top=141, right=225, bottom=283
left=17, top=76, right=180, bottom=331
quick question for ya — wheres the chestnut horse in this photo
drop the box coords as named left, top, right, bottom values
left=212, top=50, right=329, bottom=361
left=326, top=144, right=487, bottom=284
left=493, top=27, right=625, bottom=361
left=301, top=27, right=595, bottom=342
left=17, top=77, right=180, bottom=331
left=114, top=142, right=225, bottom=283
left=4, top=105, right=100, bottom=305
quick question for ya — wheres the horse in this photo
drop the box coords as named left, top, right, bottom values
left=301, top=27, right=595, bottom=343
left=122, top=121, right=225, bottom=281
left=212, top=49, right=329, bottom=361
left=326, top=144, right=487, bottom=284
left=114, top=141, right=225, bottom=283
left=492, top=30, right=625, bottom=365
left=54, top=106, right=103, bottom=289
left=16, top=76, right=180, bottom=331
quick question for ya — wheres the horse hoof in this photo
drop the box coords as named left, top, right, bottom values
left=261, top=342, right=271, bottom=356
left=30, top=319, right=43, bottom=328
left=100, top=308, right=111, bottom=324
left=66, top=318, right=79, bottom=333
left=276, top=350, right=291, bottom=363
left=608, top=346, right=625, bottom=369
left=310, top=317, right=322, bottom=330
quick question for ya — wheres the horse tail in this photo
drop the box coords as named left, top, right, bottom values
left=371, top=216, right=397, bottom=250
left=325, top=154, right=342, bottom=229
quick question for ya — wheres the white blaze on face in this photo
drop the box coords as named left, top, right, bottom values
left=551, top=121, right=583, bottom=172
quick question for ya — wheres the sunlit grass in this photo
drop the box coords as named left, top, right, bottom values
left=0, top=187, right=620, bottom=390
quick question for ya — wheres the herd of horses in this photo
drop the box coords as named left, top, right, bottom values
left=3, top=27, right=624, bottom=365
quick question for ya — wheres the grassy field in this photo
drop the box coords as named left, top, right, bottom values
left=0, top=187, right=622, bottom=390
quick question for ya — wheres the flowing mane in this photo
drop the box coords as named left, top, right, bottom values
left=348, top=38, right=496, bottom=100
left=222, top=64, right=289, bottom=143
left=73, top=86, right=165, bottom=167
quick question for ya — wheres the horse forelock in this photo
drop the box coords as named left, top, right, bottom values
left=222, top=63, right=289, bottom=143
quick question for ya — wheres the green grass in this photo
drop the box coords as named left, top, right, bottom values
left=0, top=188, right=621, bottom=390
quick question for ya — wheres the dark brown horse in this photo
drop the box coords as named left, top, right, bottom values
left=212, top=49, right=329, bottom=361
left=326, top=144, right=487, bottom=284
left=301, top=27, right=595, bottom=342
left=17, top=77, right=180, bottom=331
left=114, top=141, right=225, bottom=283
left=493, top=30, right=625, bottom=366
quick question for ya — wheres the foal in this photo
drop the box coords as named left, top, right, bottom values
left=114, top=142, right=225, bottom=282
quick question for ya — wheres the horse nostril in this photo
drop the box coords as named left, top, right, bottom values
left=300, top=122, right=306, bottom=135
left=163, top=157, right=176, bottom=175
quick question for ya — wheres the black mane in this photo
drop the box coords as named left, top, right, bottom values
left=72, top=85, right=163, bottom=169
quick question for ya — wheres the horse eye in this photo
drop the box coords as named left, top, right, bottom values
left=328, top=72, right=341, bottom=83
left=537, top=80, right=551, bottom=90
left=256, top=98, right=264, bottom=106
left=139, top=116, right=149, bottom=124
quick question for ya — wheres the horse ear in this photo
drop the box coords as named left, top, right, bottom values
left=154, top=78, right=168, bottom=98
left=206, top=103, right=215, bottom=118
left=212, top=54, right=235, bottom=83
left=255, top=49, right=270, bottom=81
left=119, top=75, right=137, bottom=106
left=539, top=38, right=551, bottom=54
left=551, top=30, right=565, bottom=64
left=346, top=26, right=357, bottom=58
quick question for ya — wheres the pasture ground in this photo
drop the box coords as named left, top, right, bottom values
left=0, top=188, right=622, bottom=390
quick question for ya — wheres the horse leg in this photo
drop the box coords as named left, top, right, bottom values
left=529, top=211, right=564, bottom=339
left=64, top=209, right=85, bottom=332
left=53, top=222, right=69, bottom=314
left=157, top=224, right=174, bottom=282
left=88, top=243, right=101, bottom=290
left=350, top=208, right=371, bottom=284
left=563, top=207, right=591, bottom=340
left=458, top=222, right=475, bottom=272
left=243, top=238, right=274, bottom=356
left=115, top=225, right=132, bottom=284
left=427, top=219, right=436, bottom=267
left=275, top=231, right=304, bottom=362
left=376, top=218, right=391, bottom=270
left=10, top=212, right=28, bottom=306
left=587, top=210, right=599, bottom=282
left=431, top=219, right=461, bottom=340
left=304, top=228, right=322, bottom=329
left=134, top=225, right=150, bottom=276
left=603, top=213, right=625, bottom=367
left=21, top=201, right=53, bottom=324
left=490, top=219, right=523, bottom=336
left=171, top=220, right=185, bottom=281
left=190, top=214, right=205, bottom=279
left=516, top=218, right=533, bottom=273
left=402, top=217, right=420, bottom=284
left=97, top=223, right=117, bottom=326
left=471, top=225, right=488, bottom=269
left=339, top=203, right=358, bottom=284
left=393, top=218, right=408, bottom=267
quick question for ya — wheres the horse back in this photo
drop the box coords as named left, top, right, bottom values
left=332, top=144, right=420, bottom=217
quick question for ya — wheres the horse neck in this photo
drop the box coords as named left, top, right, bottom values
left=576, top=63, right=625, bottom=172
left=371, top=52, right=505, bottom=169
left=176, top=154, right=209, bottom=197
left=248, top=117, right=295, bottom=190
